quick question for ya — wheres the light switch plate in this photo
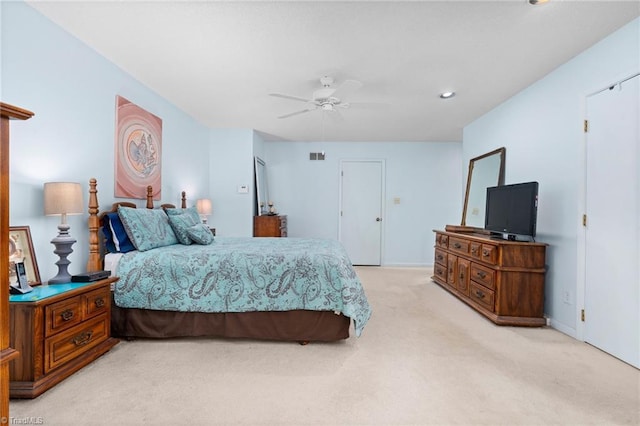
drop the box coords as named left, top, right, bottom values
left=237, top=185, right=248, bottom=193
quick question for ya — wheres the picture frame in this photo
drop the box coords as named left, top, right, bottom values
left=9, top=226, right=41, bottom=286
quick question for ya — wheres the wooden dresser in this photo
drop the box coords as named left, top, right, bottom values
left=9, top=278, right=119, bottom=398
left=254, top=215, right=287, bottom=237
left=1, top=103, right=33, bottom=418
left=432, top=230, right=547, bottom=326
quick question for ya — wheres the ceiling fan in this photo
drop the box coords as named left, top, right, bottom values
left=269, top=76, right=363, bottom=119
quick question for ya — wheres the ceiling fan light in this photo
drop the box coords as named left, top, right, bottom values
left=440, top=91, right=455, bottom=99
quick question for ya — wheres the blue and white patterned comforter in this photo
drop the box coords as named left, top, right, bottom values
left=114, top=237, right=371, bottom=336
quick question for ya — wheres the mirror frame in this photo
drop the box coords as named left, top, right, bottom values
left=254, top=156, right=269, bottom=216
left=461, top=147, right=506, bottom=227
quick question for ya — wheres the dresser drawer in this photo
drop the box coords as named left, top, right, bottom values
left=434, top=248, right=447, bottom=266
left=45, top=295, right=83, bottom=337
left=470, top=263, right=495, bottom=290
left=44, top=315, right=109, bottom=374
left=469, top=282, right=495, bottom=312
left=481, top=244, right=498, bottom=265
left=84, top=287, right=110, bottom=319
left=434, top=263, right=447, bottom=281
left=449, top=237, right=470, bottom=255
left=436, top=233, right=448, bottom=248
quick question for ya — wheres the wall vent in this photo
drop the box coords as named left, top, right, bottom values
left=309, top=152, right=325, bottom=160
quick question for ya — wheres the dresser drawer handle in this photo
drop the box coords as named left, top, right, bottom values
left=94, top=297, right=105, bottom=308
left=477, top=271, right=487, bottom=279
left=453, top=243, right=462, bottom=249
left=475, top=290, right=485, bottom=299
left=72, top=331, right=94, bottom=347
left=437, top=255, right=444, bottom=261
left=60, top=310, right=74, bottom=321
left=482, top=250, right=490, bottom=257
left=471, top=247, right=478, bottom=254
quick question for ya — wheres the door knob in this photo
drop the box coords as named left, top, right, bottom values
left=376, top=217, right=382, bottom=222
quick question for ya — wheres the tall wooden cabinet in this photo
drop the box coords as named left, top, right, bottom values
left=1, top=103, right=34, bottom=420
left=432, top=229, right=547, bottom=326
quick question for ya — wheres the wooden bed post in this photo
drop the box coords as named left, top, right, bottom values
left=87, top=178, right=102, bottom=272
left=146, top=186, right=154, bottom=209
left=181, top=191, right=187, bottom=208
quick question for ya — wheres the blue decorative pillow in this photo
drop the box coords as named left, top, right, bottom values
left=165, top=206, right=201, bottom=222
left=186, top=223, right=214, bottom=245
left=102, top=212, right=135, bottom=253
left=167, top=213, right=198, bottom=245
left=117, top=206, right=178, bottom=251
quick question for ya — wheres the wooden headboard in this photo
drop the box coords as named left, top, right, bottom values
left=86, top=178, right=187, bottom=272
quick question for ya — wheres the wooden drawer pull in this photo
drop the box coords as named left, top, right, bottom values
left=60, top=309, right=74, bottom=321
left=453, top=243, right=462, bottom=249
left=471, top=247, right=478, bottom=254
left=477, top=271, right=487, bottom=279
left=437, top=254, right=444, bottom=261
left=459, top=272, right=465, bottom=280
left=475, top=290, right=485, bottom=299
left=94, top=297, right=105, bottom=308
left=482, top=250, right=490, bottom=257
left=72, top=331, right=93, bottom=347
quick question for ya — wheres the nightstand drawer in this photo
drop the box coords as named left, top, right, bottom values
left=85, top=287, right=110, bottom=319
left=45, top=315, right=109, bottom=373
left=46, top=295, right=83, bottom=336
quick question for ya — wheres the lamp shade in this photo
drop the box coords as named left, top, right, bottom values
left=196, top=198, right=212, bottom=215
left=44, top=182, right=83, bottom=216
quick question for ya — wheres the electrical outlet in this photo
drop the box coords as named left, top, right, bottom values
left=562, top=291, right=571, bottom=304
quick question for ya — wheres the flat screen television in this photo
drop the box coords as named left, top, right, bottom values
left=484, top=181, right=539, bottom=241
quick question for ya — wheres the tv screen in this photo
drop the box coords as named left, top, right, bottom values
left=484, top=181, right=538, bottom=240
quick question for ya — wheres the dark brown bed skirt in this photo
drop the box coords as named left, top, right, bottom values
left=110, top=295, right=351, bottom=342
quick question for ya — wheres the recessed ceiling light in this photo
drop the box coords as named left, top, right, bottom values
left=440, top=92, right=455, bottom=99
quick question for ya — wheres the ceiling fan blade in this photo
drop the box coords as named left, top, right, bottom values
left=345, top=101, right=390, bottom=110
left=331, top=80, right=363, bottom=102
left=277, top=108, right=314, bottom=119
left=269, top=93, right=311, bottom=103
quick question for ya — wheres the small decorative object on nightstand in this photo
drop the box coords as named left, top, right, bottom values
left=9, top=277, right=119, bottom=398
left=44, top=182, right=84, bottom=284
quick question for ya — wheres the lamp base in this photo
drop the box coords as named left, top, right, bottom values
left=48, top=232, right=76, bottom=285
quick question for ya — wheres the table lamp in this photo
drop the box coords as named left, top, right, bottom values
left=196, top=198, right=212, bottom=224
left=44, top=182, right=83, bottom=284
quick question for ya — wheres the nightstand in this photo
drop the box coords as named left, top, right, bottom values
left=9, top=278, right=119, bottom=398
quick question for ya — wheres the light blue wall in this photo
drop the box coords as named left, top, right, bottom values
left=463, top=18, right=639, bottom=336
left=1, top=2, right=210, bottom=281
left=264, top=141, right=462, bottom=266
left=208, top=129, right=256, bottom=237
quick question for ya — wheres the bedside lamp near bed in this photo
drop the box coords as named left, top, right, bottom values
left=196, top=198, right=212, bottom=225
left=43, top=181, right=83, bottom=284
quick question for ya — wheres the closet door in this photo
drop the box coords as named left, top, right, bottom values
left=584, top=75, right=639, bottom=368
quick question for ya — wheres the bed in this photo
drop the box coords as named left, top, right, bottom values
left=86, top=178, right=371, bottom=342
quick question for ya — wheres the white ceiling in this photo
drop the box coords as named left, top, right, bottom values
left=27, top=1, right=639, bottom=142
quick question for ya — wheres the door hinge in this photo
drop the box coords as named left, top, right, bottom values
left=581, top=309, right=585, bottom=322
left=582, top=214, right=587, bottom=227
left=340, top=211, right=343, bottom=217
left=583, top=119, right=589, bottom=133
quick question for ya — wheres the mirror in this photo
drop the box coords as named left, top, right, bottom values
left=462, top=147, right=506, bottom=228
left=254, top=156, right=269, bottom=216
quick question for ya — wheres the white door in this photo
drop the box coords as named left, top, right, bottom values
left=584, top=75, right=639, bottom=368
left=339, top=160, right=384, bottom=265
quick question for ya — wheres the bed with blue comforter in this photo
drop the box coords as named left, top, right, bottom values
left=86, top=178, right=370, bottom=342
left=114, top=237, right=371, bottom=337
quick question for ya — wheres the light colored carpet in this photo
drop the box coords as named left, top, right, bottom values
left=9, top=267, right=640, bottom=425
